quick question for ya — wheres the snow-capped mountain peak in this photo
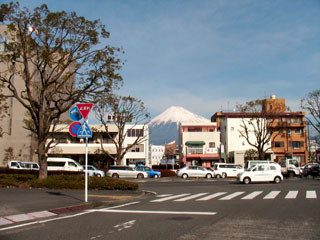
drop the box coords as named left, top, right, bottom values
left=150, top=106, right=210, bottom=126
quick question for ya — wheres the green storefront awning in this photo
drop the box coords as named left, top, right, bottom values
left=185, top=141, right=205, bottom=145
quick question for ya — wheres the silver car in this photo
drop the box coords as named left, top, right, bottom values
left=82, top=165, right=105, bottom=177
left=177, top=166, right=214, bottom=179
left=106, top=166, right=148, bottom=179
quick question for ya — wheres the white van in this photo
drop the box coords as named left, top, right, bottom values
left=8, top=160, right=23, bottom=169
left=245, top=160, right=278, bottom=170
left=47, top=158, right=83, bottom=172
left=214, top=163, right=244, bottom=178
left=20, top=162, right=40, bottom=170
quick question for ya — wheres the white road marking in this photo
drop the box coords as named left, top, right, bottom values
left=97, top=209, right=217, bottom=215
left=219, top=192, right=245, bottom=200
left=241, top=191, right=263, bottom=200
left=306, top=190, right=317, bottom=199
left=157, top=194, right=173, bottom=198
left=285, top=191, right=298, bottom=199
left=174, top=193, right=209, bottom=202
left=263, top=191, right=280, bottom=199
left=196, top=192, right=227, bottom=201
left=114, top=220, right=136, bottom=231
left=150, top=193, right=190, bottom=202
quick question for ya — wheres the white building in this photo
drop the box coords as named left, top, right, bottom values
left=148, top=145, right=165, bottom=166
left=219, top=117, right=272, bottom=166
left=47, top=123, right=149, bottom=167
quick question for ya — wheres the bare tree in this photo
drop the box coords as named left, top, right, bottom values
left=94, top=94, right=150, bottom=166
left=0, top=3, right=123, bottom=179
left=301, top=89, right=320, bottom=135
left=236, top=99, right=281, bottom=160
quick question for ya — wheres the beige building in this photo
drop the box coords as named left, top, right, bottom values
left=0, top=25, right=38, bottom=166
left=179, top=122, right=221, bottom=167
left=47, top=124, right=149, bottom=167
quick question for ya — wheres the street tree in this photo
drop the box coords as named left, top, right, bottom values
left=94, top=94, right=150, bottom=166
left=0, top=2, right=123, bottom=179
left=236, top=99, right=282, bottom=160
left=301, top=89, right=320, bottom=135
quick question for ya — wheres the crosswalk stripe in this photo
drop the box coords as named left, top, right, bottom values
left=157, top=194, right=173, bottom=198
left=241, top=191, right=263, bottom=200
left=150, top=193, right=190, bottom=202
left=196, top=192, right=227, bottom=201
left=285, top=191, right=298, bottom=199
left=174, top=193, right=209, bottom=202
left=306, top=190, right=317, bottom=199
left=263, top=191, right=280, bottom=199
left=219, top=192, right=245, bottom=200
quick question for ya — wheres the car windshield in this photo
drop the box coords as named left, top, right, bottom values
left=247, top=165, right=256, bottom=171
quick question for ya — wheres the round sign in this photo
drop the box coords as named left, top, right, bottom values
left=69, top=122, right=82, bottom=137
left=69, top=106, right=82, bottom=121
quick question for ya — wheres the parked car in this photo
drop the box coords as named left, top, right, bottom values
left=106, top=166, right=148, bottom=179
left=302, top=163, right=320, bottom=177
left=47, top=157, right=83, bottom=172
left=214, top=163, right=244, bottom=178
left=238, top=163, right=283, bottom=184
left=82, top=165, right=105, bottom=177
left=177, top=166, right=214, bottom=179
left=135, top=165, right=161, bottom=178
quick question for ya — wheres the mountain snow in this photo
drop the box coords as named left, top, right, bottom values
left=149, top=106, right=210, bottom=126
left=149, top=106, right=210, bottom=145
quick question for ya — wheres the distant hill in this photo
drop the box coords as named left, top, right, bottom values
left=149, top=106, right=210, bottom=145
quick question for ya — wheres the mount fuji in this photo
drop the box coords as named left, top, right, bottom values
left=149, top=106, right=210, bottom=145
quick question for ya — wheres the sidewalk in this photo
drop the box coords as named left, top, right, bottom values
left=0, top=188, right=146, bottom=227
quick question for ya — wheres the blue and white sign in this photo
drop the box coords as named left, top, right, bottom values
left=69, top=106, right=83, bottom=121
left=77, top=121, right=92, bottom=138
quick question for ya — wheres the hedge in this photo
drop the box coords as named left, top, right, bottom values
left=0, top=173, right=138, bottom=191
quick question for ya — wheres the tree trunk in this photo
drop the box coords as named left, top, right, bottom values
left=38, top=141, right=48, bottom=180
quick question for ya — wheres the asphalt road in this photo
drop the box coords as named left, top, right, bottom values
left=1, top=177, right=320, bottom=240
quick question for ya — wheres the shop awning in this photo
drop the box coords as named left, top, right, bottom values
left=185, top=141, right=205, bottom=145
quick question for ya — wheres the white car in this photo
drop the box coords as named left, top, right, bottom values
left=106, top=166, right=148, bottom=179
left=214, top=163, right=244, bottom=178
left=82, top=165, right=105, bottom=177
left=177, top=166, right=214, bottom=179
left=238, top=163, right=283, bottom=184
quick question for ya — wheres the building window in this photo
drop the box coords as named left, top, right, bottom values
left=188, top=127, right=202, bottom=132
left=209, top=142, right=215, bottom=148
left=127, top=129, right=143, bottom=137
left=287, top=129, right=291, bottom=136
left=289, top=141, right=304, bottom=149
left=273, top=141, right=284, bottom=148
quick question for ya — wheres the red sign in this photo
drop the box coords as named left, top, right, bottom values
left=76, top=103, right=94, bottom=119
left=69, top=122, right=82, bottom=137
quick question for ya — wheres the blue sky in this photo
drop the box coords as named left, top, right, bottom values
left=5, top=0, right=320, bottom=119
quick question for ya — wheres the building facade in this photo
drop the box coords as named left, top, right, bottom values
left=47, top=123, right=149, bottom=167
left=179, top=123, right=221, bottom=167
left=148, top=145, right=165, bottom=166
left=211, top=96, right=308, bottom=165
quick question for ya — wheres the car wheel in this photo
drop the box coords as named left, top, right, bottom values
left=206, top=174, right=212, bottom=179
left=243, top=177, right=250, bottom=184
left=274, top=176, right=281, bottom=184
left=112, top=173, right=119, bottom=178
left=288, top=172, right=295, bottom=178
left=96, top=174, right=101, bottom=177
left=216, top=174, right=221, bottom=179
left=222, top=172, right=227, bottom=178
left=154, top=174, right=159, bottom=179
left=137, top=173, right=144, bottom=179
left=182, top=173, right=188, bottom=179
